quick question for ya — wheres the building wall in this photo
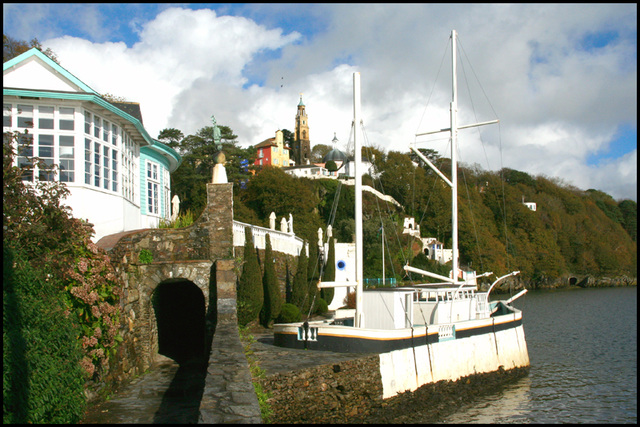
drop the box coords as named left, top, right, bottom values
left=3, top=49, right=180, bottom=242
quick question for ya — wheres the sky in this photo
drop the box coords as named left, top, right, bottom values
left=4, top=3, right=637, bottom=201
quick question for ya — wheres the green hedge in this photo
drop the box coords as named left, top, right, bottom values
left=3, top=247, right=87, bottom=423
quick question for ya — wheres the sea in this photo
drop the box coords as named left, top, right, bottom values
left=436, top=286, right=637, bottom=424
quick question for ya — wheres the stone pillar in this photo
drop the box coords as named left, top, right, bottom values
left=214, top=259, right=237, bottom=321
left=203, top=183, right=236, bottom=320
left=204, top=183, right=234, bottom=260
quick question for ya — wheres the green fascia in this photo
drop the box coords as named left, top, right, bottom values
left=4, top=48, right=181, bottom=170
left=4, top=87, right=155, bottom=147
left=146, top=139, right=182, bottom=172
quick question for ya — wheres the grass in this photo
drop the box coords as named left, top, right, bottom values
left=239, top=325, right=273, bottom=423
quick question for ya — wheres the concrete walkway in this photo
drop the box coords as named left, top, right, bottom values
left=81, top=316, right=262, bottom=424
left=81, top=355, right=207, bottom=424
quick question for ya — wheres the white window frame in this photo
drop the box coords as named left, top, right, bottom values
left=146, top=160, right=160, bottom=215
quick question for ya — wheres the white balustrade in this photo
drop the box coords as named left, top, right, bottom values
left=233, top=221, right=306, bottom=257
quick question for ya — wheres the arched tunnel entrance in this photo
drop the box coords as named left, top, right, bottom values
left=152, top=280, right=206, bottom=364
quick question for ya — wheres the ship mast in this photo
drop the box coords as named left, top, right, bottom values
left=353, top=72, right=364, bottom=327
left=410, top=30, right=498, bottom=284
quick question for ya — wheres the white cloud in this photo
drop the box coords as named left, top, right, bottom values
left=32, top=4, right=636, bottom=201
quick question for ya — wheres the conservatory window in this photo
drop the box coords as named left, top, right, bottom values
left=147, top=161, right=159, bottom=215
left=17, top=133, right=34, bottom=181
left=4, top=104, right=12, bottom=127
left=38, top=106, right=54, bottom=130
left=59, top=107, right=75, bottom=130
left=59, top=135, right=75, bottom=183
left=38, top=134, right=55, bottom=181
left=17, top=104, right=33, bottom=128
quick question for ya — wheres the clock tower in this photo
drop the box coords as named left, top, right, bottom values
left=294, top=94, right=311, bottom=165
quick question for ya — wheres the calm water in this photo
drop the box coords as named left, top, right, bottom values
left=437, top=286, right=637, bottom=424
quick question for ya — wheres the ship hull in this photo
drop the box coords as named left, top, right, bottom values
left=273, top=310, right=529, bottom=398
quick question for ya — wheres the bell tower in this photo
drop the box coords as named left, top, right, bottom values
left=294, top=94, right=311, bottom=165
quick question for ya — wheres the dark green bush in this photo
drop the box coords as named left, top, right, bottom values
left=314, top=298, right=328, bottom=315
left=3, top=247, right=87, bottom=424
left=276, top=303, right=301, bottom=323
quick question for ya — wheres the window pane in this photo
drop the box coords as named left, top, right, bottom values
left=39, top=118, right=54, bottom=129
left=85, top=112, right=92, bottom=134
left=111, top=124, right=118, bottom=145
left=18, top=104, right=34, bottom=128
left=59, top=107, right=75, bottom=130
left=59, top=119, right=74, bottom=130
left=3, top=104, right=11, bottom=127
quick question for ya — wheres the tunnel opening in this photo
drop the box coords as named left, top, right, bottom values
left=152, top=280, right=206, bottom=364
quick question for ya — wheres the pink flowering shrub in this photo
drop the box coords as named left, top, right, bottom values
left=3, top=132, right=123, bottom=380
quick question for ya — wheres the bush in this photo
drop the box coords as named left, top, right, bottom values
left=314, top=298, right=328, bottom=315
left=3, top=246, right=87, bottom=423
left=4, top=134, right=122, bottom=376
left=276, top=303, right=301, bottom=323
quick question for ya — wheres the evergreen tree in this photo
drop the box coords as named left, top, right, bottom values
left=321, top=237, right=336, bottom=305
left=306, top=234, right=320, bottom=313
left=237, top=227, right=263, bottom=326
left=259, top=234, right=282, bottom=327
left=291, top=243, right=308, bottom=311
left=285, top=261, right=292, bottom=304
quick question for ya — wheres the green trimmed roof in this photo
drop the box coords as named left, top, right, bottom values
left=4, top=48, right=181, bottom=170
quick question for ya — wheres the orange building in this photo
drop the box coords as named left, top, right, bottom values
left=254, top=129, right=291, bottom=167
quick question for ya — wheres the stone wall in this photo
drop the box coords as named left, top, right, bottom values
left=259, top=357, right=529, bottom=423
left=259, top=355, right=382, bottom=423
left=91, top=183, right=236, bottom=402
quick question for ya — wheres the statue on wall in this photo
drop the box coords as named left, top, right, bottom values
left=211, top=115, right=228, bottom=184
left=171, top=194, right=180, bottom=222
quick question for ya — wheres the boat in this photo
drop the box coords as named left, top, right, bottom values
left=273, top=30, right=530, bottom=399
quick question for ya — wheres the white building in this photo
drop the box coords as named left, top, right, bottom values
left=3, top=48, right=181, bottom=242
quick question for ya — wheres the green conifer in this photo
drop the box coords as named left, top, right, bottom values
left=322, top=236, right=336, bottom=305
left=259, top=234, right=282, bottom=327
left=291, top=242, right=308, bottom=312
left=237, top=227, right=263, bottom=326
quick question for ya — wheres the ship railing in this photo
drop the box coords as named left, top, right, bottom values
left=438, top=324, right=455, bottom=341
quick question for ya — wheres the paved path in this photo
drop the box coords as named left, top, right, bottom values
left=80, top=318, right=370, bottom=424
left=81, top=317, right=262, bottom=424
left=81, top=355, right=207, bottom=424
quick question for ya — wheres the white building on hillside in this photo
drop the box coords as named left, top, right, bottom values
left=3, top=48, right=181, bottom=242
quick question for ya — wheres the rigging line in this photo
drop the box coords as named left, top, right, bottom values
left=360, top=124, right=402, bottom=281
left=458, top=36, right=514, bottom=274
left=497, top=123, right=512, bottom=271
left=415, top=35, right=451, bottom=136
left=458, top=145, right=485, bottom=273
left=458, top=37, right=514, bottom=272
left=457, top=37, right=501, bottom=120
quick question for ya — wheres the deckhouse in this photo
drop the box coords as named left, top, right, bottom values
left=3, top=48, right=181, bottom=241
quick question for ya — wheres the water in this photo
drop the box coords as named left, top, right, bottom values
left=439, top=286, right=637, bottom=423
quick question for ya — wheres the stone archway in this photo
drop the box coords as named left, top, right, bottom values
left=152, top=279, right=206, bottom=364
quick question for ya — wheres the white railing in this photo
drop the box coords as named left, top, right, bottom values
left=438, top=324, right=455, bottom=340
left=475, top=292, right=490, bottom=318
left=233, top=221, right=306, bottom=257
